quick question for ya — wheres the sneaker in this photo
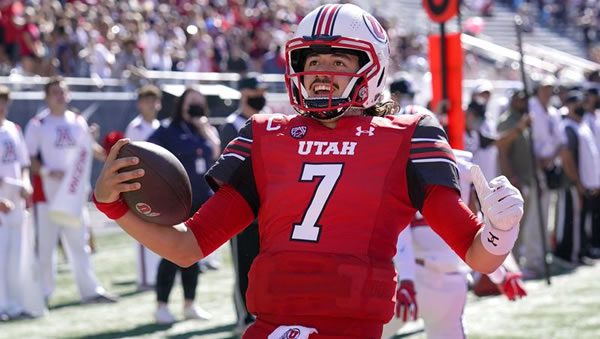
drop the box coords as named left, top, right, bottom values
left=578, top=256, right=596, bottom=267
left=155, top=306, right=176, bottom=325
left=10, top=312, right=35, bottom=320
left=585, top=247, right=600, bottom=259
left=183, top=305, right=212, bottom=320
left=82, top=293, right=118, bottom=304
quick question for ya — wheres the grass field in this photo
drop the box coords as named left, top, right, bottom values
left=2, top=217, right=600, bottom=339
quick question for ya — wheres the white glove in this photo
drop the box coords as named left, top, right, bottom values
left=471, top=166, right=524, bottom=231
left=471, top=165, right=523, bottom=255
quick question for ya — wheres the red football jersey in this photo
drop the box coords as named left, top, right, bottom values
left=205, top=111, right=461, bottom=331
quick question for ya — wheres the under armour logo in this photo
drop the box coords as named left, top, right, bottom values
left=487, top=231, right=499, bottom=247
left=355, top=126, right=375, bottom=136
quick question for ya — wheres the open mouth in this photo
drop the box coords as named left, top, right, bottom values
left=312, top=83, right=336, bottom=96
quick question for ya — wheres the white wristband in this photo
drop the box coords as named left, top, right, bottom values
left=488, top=265, right=507, bottom=284
left=480, top=222, right=519, bottom=256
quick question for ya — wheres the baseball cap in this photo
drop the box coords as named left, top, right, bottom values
left=390, top=78, right=415, bottom=96
left=238, top=73, right=268, bottom=91
left=535, top=74, right=558, bottom=89
left=565, top=90, right=584, bottom=104
left=472, top=79, right=494, bottom=94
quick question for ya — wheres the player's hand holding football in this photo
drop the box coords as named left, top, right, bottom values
left=471, top=166, right=524, bottom=255
left=94, top=138, right=144, bottom=204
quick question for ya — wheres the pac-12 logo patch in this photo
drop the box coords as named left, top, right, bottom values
left=135, top=202, right=161, bottom=217
left=290, top=126, right=308, bottom=139
left=363, top=13, right=387, bottom=43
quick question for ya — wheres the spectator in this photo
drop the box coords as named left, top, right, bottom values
left=113, top=37, right=145, bottom=80
left=496, top=89, right=544, bottom=277
left=124, top=84, right=162, bottom=290
left=226, top=45, right=250, bottom=74
left=220, top=73, right=268, bottom=335
left=464, top=80, right=499, bottom=180
left=0, top=85, right=45, bottom=320
left=582, top=87, right=600, bottom=258
left=24, top=76, right=117, bottom=305
left=147, top=87, right=219, bottom=324
left=261, top=44, right=285, bottom=74
left=527, top=75, right=571, bottom=276
left=556, top=90, right=600, bottom=265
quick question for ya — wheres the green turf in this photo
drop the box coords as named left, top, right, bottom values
left=2, top=227, right=600, bottom=339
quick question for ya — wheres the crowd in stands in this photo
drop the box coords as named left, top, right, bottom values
left=1, top=2, right=600, bottom=335
left=0, top=0, right=312, bottom=78
left=0, top=0, right=431, bottom=82
left=494, top=0, right=600, bottom=61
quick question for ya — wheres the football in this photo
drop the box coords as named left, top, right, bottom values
left=117, top=141, right=192, bottom=225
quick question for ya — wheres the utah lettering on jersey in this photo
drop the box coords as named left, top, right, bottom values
left=297, top=141, right=357, bottom=155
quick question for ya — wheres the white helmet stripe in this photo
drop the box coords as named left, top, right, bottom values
left=328, top=5, right=343, bottom=35
left=310, top=6, right=326, bottom=36
left=321, top=5, right=342, bottom=35
left=315, top=5, right=334, bottom=36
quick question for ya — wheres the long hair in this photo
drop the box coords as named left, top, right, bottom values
left=363, top=100, right=399, bottom=117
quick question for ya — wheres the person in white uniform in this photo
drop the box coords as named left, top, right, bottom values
left=24, top=77, right=116, bottom=305
left=464, top=79, right=499, bottom=180
left=0, top=86, right=45, bottom=320
left=383, top=107, right=527, bottom=338
left=124, top=84, right=162, bottom=289
left=555, top=91, right=600, bottom=264
left=384, top=148, right=527, bottom=339
left=527, top=75, right=571, bottom=274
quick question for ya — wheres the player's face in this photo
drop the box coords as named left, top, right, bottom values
left=45, top=83, right=68, bottom=109
left=302, top=53, right=360, bottom=98
left=137, top=96, right=160, bottom=118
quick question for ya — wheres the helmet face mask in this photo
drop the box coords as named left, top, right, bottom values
left=284, top=4, right=390, bottom=121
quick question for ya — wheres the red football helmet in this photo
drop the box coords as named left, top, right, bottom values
left=285, top=4, right=390, bottom=121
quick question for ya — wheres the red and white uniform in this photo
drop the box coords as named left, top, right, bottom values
left=24, top=110, right=107, bottom=301
left=385, top=150, right=474, bottom=339
left=0, top=120, right=45, bottom=317
left=188, top=113, right=482, bottom=338
left=124, top=115, right=161, bottom=287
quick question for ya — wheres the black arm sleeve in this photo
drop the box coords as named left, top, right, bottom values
left=205, top=120, right=259, bottom=215
left=406, top=113, right=461, bottom=210
left=219, top=123, right=241, bottom=152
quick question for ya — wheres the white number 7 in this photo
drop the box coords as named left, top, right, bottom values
left=291, top=163, right=343, bottom=242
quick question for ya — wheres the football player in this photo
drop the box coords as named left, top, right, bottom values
left=94, top=4, right=524, bottom=338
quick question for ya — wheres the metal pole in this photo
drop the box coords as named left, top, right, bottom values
left=440, top=22, right=448, bottom=103
left=515, top=14, right=552, bottom=285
